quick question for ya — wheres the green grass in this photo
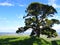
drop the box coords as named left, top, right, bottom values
left=0, top=35, right=60, bottom=45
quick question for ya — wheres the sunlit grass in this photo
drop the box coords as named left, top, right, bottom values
left=0, top=35, right=60, bottom=45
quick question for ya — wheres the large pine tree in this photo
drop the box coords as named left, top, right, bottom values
left=16, top=2, right=60, bottom=38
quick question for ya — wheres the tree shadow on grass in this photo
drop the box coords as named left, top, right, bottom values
left=51, top=41, right=58, bottom=45
left=0, top=36, right=51, bottom=45
left=51, top=40, right=60, bottom=45
left=0, top=37, right=18, bottom=45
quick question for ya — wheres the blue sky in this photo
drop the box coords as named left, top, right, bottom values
left=0, top=0, right=60, bottom=33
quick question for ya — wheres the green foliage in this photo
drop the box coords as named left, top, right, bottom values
left=41, top=26, right=58, bottom=38
left=16, top=2, right=60, bottom=38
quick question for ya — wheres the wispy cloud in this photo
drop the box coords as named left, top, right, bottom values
left=0, top=26, right=17, bottom=32
left=0, top=17, right=9, bottom=23
left=0, top=2, right=14, bottom=6
left=0, top=17, right=7, bottom=20
left=19, top=4, right=25, bottom=7
left=16, top=14, right=24, bottom=19
left=48, top=0, right=60, bottom=8
left=52, top=4, right=60, bottom=8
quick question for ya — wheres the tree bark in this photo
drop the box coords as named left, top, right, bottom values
left=36, top=16, right=40, bottom=37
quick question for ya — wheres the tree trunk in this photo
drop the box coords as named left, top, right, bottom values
left=36, top=16, right=40, bottom=37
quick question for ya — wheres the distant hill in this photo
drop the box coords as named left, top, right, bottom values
left=0, top=32, right=30, bottom=36
left=0, top=32, right=60, bottom=36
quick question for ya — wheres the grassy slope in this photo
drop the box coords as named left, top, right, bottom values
left=0, top=35, right=60, bottom=45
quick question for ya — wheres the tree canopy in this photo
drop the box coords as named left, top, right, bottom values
left=16, top=2, right=60, bottom=38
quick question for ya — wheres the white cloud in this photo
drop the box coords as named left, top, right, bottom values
left=48, top=0, right=60, bottom=8
left=52, top=24, right=60, bottom=32
left=0, top=1, right=26, bottom=7
left=19, top=4, right=25, bottom=7
left=52, top=3, right=60, bottom=8
left=0, top=2, right=14, bottom=6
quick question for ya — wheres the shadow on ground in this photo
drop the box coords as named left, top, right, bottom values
left=51, top=40, right=60, bottom=45
left=0, top=36, right=60, bottom=45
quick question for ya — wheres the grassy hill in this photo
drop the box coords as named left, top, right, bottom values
left=0, top=35, right=60, bottom=45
